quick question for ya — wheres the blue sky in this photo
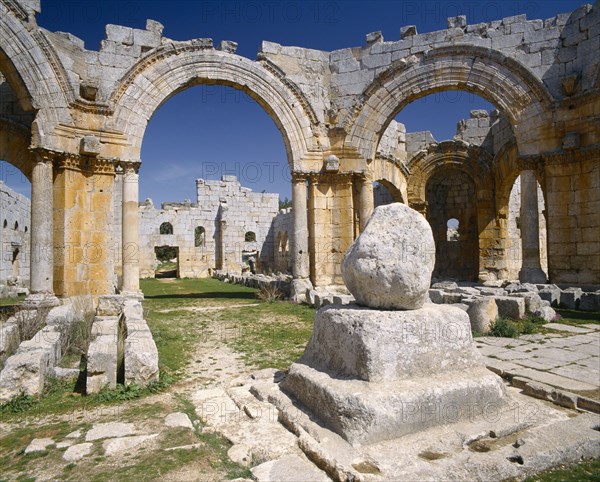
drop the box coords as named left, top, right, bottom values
left=1, top=0, right=585, bottom=202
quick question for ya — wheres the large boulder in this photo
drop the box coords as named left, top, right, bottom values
left=341, top=203, right=435, bottom=310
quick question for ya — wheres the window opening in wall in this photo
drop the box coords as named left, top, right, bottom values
left=159, top=222, right=173, bottom=235
left=244, top=231, right=256, bottom=242
left=14, top=221, right=18, bottom=230
left=447, top=218, right=460, bottom=241
left=195, top=226, right=206, bottom=247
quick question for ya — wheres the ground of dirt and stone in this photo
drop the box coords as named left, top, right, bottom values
left=0, top=278, right=598, bottom=481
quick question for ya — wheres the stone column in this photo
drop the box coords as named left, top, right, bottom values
left=25, top=154, right=59, bottom=307
left=359, top=174, right=374, bottom=232
left=519, top=170, right=547, bottom=283
left=292, top=173, right=309, bottom=279
left=121, top=162, right=142, bottom=295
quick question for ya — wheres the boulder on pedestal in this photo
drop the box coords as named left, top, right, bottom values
left=341, top=203, right=435, bottom=310
left=281, top=203, right=508, bottom=446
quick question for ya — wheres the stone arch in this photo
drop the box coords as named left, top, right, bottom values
left=407, top=141, right=494, bottom=209
left=347, top=45, right=554, bottom=163
left=110, top=45, right=318, bottom=169
left=0, top=6, right=72, bottom=140
left=407, top=142, right=495, bottom=281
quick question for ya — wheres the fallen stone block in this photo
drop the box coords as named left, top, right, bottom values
left=579, top=292, right=600, bottom=312
left=86, top=316, right=120, bottom=394
left=428, top=289, right=444, bottom=304
left=510, top=292, right=544, bottom=313
left=465, top=298, right=498, bottom=334
left=538, top=284, right=561, bottom=306
left=560, top=288, right=582, bottom=309
left=495, top=296, right=525, bottom=319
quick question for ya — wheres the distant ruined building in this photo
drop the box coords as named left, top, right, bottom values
left=0, top=0, right=598, bottom=303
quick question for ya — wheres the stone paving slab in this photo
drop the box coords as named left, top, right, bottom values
left=544, top=323, right=594, bottom=333
left=478, top=327, right=600, bottom=403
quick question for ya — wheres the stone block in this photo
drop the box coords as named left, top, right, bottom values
left=0, top=348, right=50, bottom=403
left=86, top=316, right=120, bottom=394
left=282, top=363, right=506, bottom=446
left=560, top=288, right=582, bottom=309
left=465, top=298, right=498, bottom=334
left=400, top=25, right=417, bottom=38
left=495, top=296, right=526, bottom=319
left=79, top=136, right=101, bottom=156
left=447, top=15, right=466, bottom=28
left=295, top=304, right=481, bottom=383
left=105, top=24, right=133, bottom=44
left=538, top=285, right=561, bottom=306
left=124, top=329, right=159, bottom=387
left=579, top=292, right=600, bottom=312
left=510, top=293, right=544, bottom=313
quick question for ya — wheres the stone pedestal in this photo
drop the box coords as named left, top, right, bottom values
left=281, top=304, right=507, bottom=446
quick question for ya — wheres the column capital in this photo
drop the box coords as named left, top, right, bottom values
left=117, top=160, right=142, bottom=174
left=291, top=172, right=308, bottom=183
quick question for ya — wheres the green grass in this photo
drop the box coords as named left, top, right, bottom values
left=555, top=308, right=600, bottom=325
left=141, top=277, right=315, bottom=374
left=0, top=294, right=25, bottom=307
left=486, top=315, right=548, bottom=338
left=522, top=458, right=600, bottom=481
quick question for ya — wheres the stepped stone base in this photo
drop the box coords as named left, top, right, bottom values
left=281, top=304, right=508, bottom=446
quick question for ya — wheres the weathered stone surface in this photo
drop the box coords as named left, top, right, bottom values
left=86, top=422, right=136, bottom=441
left=86, top=316, right=120, bottom=394
left=289, top=278, right=312, bottom=303
left=342, top=203, right=435, bottom=310
left=24, top=438, right=54, bottom=454
left=296, top=304, right=482, bottom=382
left=251, top=454, right=330, bottom=482
left=164, top=412, right=193, bottom=429
left=466, top=298, right=498, bottom=334
left=63, top=443, right=93, bottom=462
left=282, top=363, right=506, bottom=445
left=495, top=296, right=526, bottom=319
left=103, top=434, right=158, bottom=456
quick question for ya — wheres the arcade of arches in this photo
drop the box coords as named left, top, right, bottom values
left=1, top=0, right=599, bottom=308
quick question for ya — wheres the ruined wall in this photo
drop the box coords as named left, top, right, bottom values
left=137, top=176, right=279, bottom=278
left=0, top=181, right=30, bottom=287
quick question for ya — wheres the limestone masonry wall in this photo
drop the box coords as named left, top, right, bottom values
left=137, top=176, right=281, bottom=278
left=0, top=181, right=30, bottom=289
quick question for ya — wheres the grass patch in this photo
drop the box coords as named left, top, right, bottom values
left=485, top=314, right=553, bottom=338
left=522, top=458, right=600, bottom=481
left=220, top=302, right=315, bottom=369
left=555, top=308, right=600, bottom=325
left=0, top=294, right=25, bottom=307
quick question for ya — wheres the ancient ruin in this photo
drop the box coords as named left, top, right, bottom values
left=0, top=0, right=597, bottom=302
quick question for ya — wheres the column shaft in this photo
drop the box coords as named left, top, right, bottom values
left=122, top=165, right=141, bottom=294
left=30, top=158, right=55, bottom=295
left=519, top=170, right=547, bottom=283
left=359, top=176, right=374, bottom=232
left=292, top=174, right=309, bottom=278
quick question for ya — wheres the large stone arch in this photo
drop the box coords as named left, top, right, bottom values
left=407, top=141, right=496, bottom=281
left=110, top=44, right=319, bottom=170
left=407, top=141, right=494, bottom=208
left=0, top=4, right=72, bottom=143
left=347, top=45, right=554, bottom=163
